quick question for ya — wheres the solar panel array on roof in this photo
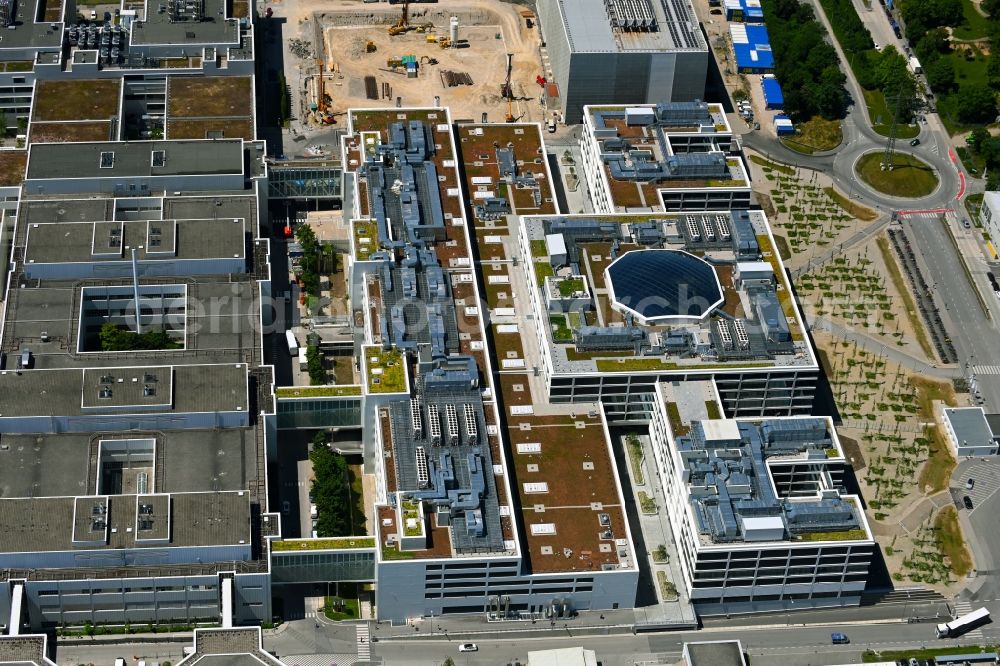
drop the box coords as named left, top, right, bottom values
left=660, top=0, right=700, bottom=48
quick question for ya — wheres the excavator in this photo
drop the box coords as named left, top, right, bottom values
left=387, top=0, right=410, bottom=36
left=502, top=52, right=516, bottom=122
left=314, top=58, right=335, bottom=124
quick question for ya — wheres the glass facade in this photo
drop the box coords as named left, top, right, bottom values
left=268, top=167, right=342, bottom=200
left=276, top=397, right=362, bottom=429
left=271, top=550, right=375, bottom=583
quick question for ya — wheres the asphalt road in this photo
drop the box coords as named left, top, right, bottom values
left=272, top=613, right=1000, bottom=666
left=904, top=215, right=1000, bottom=407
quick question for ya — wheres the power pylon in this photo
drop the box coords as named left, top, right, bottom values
left=881, top=89, right=905, bottom=171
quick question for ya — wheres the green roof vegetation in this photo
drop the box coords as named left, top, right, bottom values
left=826, top=447, right=841, bottom=458
left=595, top=358, right=774, bottom=372
left=797, top=529, right=868, bottom=542
left=276, top=385, right=362, bottom=398
left=365, top=346, right=407, bottom=393
left=400, top=499, right=424, bottom=537
left=272, top=537, right=376, bottom=552
left=556, top=277, right=585, bottom=297
left=550, top=314, right=573, bottom=343
left=705, top=401, right=722, bottom=420
left=530, top=239, right=548, bottom=258
left=534, top=261, right=554, bottom=287
left=380, top=543, right=416, bottom=560
left=353, top=220, right=379, bottom=261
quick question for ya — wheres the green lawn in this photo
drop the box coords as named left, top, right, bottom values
left=957, top=147, right=986, bottom=176
left=324, top=584, right=362, bottom=621
left=856, top=151, right=939, bottom=198
left=952, top=0, right=992, bottom=40
left=937, top=47, right=991, bottom=135
left=780, top=116, right=843, bottom=154
left=863, top=89, right=920, bottom=139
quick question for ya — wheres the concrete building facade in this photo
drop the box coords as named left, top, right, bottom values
left=537, top=0, right=708, bottom=124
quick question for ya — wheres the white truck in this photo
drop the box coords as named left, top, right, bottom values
left=936, top=606, right=990, bottom=638
left=285, top=330, right=299, bottom=355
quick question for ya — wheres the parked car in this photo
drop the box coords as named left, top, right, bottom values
left=458, top=644, right=479, bottom=653
left=282, top=500, right=290, bottom=513
left=710, top=8, right=722, bottom=14
left=910, top=138, right=920, bottom=146
left=964, top=496, right=974, bottom=510
left=967, top=478, right=975, bottom=490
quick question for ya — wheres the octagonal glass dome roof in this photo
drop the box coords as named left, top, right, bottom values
left=605, top=249, right=724, bottom=323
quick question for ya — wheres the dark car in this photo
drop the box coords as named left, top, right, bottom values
left=910, top=138, right=921, bottom=146
left=831, top=632, right=850, bottom=644
left=988, top=272, right=995, bottom=282
left=964, top=496, right=974, bottom=510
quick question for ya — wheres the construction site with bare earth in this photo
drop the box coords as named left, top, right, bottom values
left=287, top=0, right=550, bottom=127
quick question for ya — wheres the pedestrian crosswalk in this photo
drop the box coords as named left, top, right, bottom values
left=356, top=622, right=371, bottom=661
left=953, top=600, right=985, bottom=640
left=974, top=365, right=1000, bottom=375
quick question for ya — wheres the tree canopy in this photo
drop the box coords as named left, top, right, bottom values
left=310, top=434, right=353, bottom=538
left=99, top=322, right=180, bottom=351
left=762, top=0, right=850, bottom=120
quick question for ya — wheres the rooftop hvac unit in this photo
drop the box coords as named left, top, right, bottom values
left=410, top=398, right=423, bottom=438
left=716, top=214, right=731, bottom=240
left=733, top=319, right=750, bottom=349
left=463, top=403, right=478, bottom=444
left=718, top=321, right=733, bottom=351
left=686, top=215, right=700, bottom=240
left=415, top=446, right=429, bottom=488
left=445, top=403, right=459, bottom=444
left=428, top=407, right=441, bottom=446
left=702, top=217, right=716, bottom=242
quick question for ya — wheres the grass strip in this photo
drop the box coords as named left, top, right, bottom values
left=748, top=154, right=794, bottom=175
left=933, top=505, right=973, bottom=577
left=875, top=236, right=934, bottom=358
left=626, top=435, right=645, bottom=485
left=823, top=186, right=878, bottom=222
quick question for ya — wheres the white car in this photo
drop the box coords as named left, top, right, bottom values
left=458, top=643, right=479, bottom=653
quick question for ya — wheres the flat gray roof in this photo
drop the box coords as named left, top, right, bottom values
left=0, top=491, right=250, bottom=553
left=26, top=140, right=244, bottom=180
left=1, top=279, right=259, bottom=368
left=131, top=0, right=238, bottom=45
left=0, top=428, right=259, bottom=498
left=945, top=408, right=995, bottom=449
left=185, top=628, right=284, bottom=666
left=0, top=0, right=63, bottom=50
left=686, top=641, right=745, bottom=666
left=552, top=0, right=705, bottom=52
left=24, top=217, right=247, bottom=265
left=0, top=363, right=248, bottom=418
left=0, top=636, right=49, bottom=666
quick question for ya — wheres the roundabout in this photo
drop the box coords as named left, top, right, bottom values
left=854, top=151, right=940, bottom=199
